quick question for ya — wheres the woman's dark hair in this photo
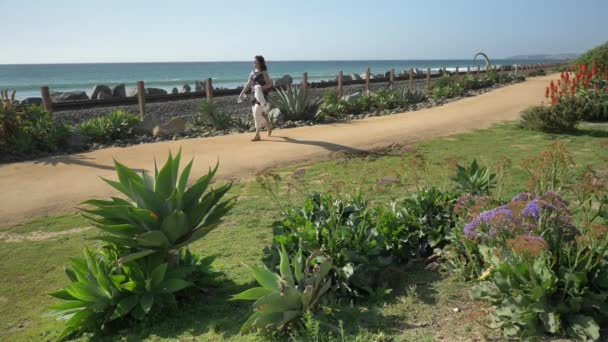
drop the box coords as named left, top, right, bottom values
left=254, top=55, right=267, bottom=71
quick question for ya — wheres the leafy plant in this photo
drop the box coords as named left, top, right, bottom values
left=315, top=91, right=352, bottom=121
left=195, top=99, right=233, bottom=130
left=274, top=85, right=317, bottom=121
left=78, top=110, right=140, bottom=143
left=528, top=69, right=547, bottom=77
left=49, top=151, right=234, bottom=338
left=576, top=41, right=608, bottom=70
left=9, top=105, right=70, bottom=154
left=234, top=246, right=332, bottom=334
left=82, top=150, right=235, bottom=263
left=270, top=192, right=390, bottom=298
left=471, top=227, right=608, bottom=340
left=452, top=159, right=497, bottom=196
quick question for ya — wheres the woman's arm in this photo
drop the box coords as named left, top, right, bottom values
left=262, top=71, right=273, bottom=90
left=239, top=77, right=252, bottom=97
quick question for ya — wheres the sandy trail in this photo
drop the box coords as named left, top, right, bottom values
left=0, top=75, right=554, bottom=226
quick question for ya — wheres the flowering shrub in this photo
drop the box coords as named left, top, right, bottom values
left=471, top=226, right=608, bottom=340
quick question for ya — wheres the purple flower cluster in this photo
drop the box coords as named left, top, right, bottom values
left=463, top=192, right=573, bottom=243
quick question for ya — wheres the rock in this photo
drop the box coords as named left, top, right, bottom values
left=181, top=84, right=191, bottom=93
left=194, top=81, right=203, bottom=92
left=283, top=120, right=296, bottom=128
left=146, top=88, right=168, bottom=96
left=96, top=87, right=114, bottom=100
left=133, top=115, right=161, bottom=135
left=152, top=117, right=187, bottom=137
left=21, top=97, right=42, bottom=106
left=375, top=73, right=384, bottom=79
left=385, top=71, right=391, bottom=79
left=274, top=75, right=293, bottom=89
left=171, top=87, right=179, bottom=94
left=65, top=128, right=88, bottom=149
left=452, top=307, right=460, bottom=313
left=342, top=74, right=353, bottom=81
left=425, top=262, right=439, bottom=271
left=352, top=73, right=362, bottom=81
left=112, top=84, right=126, bottom=98
left=91, top=85, right=112, bottom=100
left=269, top=108, right=285, bottom=124
left=50, top=91, right=89, bottom=103
left=126, top=88, right=139, bottom=97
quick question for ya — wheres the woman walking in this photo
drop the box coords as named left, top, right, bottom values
left=238, top=55, right=273, bottom=141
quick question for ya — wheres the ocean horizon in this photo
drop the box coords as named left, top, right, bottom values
left=0, top=59, right=557, bottom=100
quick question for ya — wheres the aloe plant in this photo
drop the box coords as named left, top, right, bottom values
left=452, top=159, right=497, bottom=196
left=82, top=150, right=235, bottom=264
left=274, top=85, right=316, bottom=121
left=234, top=246, right=332, bottom=334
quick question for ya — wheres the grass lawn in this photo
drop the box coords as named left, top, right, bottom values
left=1, top=123, right=607, bottom=341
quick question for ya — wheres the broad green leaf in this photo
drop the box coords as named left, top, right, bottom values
left=155, top=152, right=176, bottom=200
left=279, top=245, right=294, bottom=286
left=158, top=278, right=192, bottom=293
left=48, top=289, right=76, bottom=301
left=65, top=283, right=106, bottom=302
left=232, top=287, right=274, bottom=301
left=182, top=163, right=219, bottom=209
left=150, top=263, right=168, bottom=288
left=135, top=231, right=170, bottom=249
left=110, top=295, right=138, bottom=320
left=253, top=288, right=301, bottom=313
left=248, top=265, right=280, bottom=291
left=177, top=159, right=194, bottom=194
left=567, top=314, right=600, bottom=341
left=293, top=248, right=304, bottom=283
left=240, top=311, right=262, bottom=334
left=140, top=292, right=154, bottom=314
left=114, top=160, right=143, bottom=189
left=160, top=211, right=190, bottom=244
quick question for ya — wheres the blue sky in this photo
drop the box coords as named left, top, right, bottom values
left=1, top=0, right=606, bottom=64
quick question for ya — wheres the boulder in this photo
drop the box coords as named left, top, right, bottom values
left=181, top=84, right=191, bottom=93
left=352, top=73, right=362, bottom=81
left=171, top=87, right=179, bottom=94
left=146, top=88, right=168, bottom=96
left=112, top=84, right=126, bottom=98
left=21, top=97, right=42, bottom=106
left=126, top=88, right=139, bottom=97
left=375, top=73, right=384, bottom=79
left=194, top=81, right=203, bottom=92
left=342, top=74, right=353, bottom=81
left=269, top=108, right=285, bottom=125
left=90, top=85, right=112, bottom=100
left=385, top=71, right=391, bottom=79
left=50, top=91, right=89, bottom=103
left=152, top=117, right=187, bottom=137
left=97, top=88, right=114, bottom=100
left=133, top=115, right=161, bottom=135
left=274, top=74, right=293, bottom=89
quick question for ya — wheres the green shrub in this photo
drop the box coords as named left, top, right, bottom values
left=577, top=87, right=608, bottom=121
left=471, top=226, right=608, bottom=340
left=576, top=41, right=608, bottom=70
left=48, top=151, right=235, bottom=338
left=452, top=159, right=497, bottom=196
left=519, top=98, right=582, bottom=133
left=234, top=246, right=332, bottom=335
left=270, top=192, right=391, bottom=299
left=78, top=110, right=140, bottom=143
left=315, top=91, right=352, bottom=121
left=428, top=76, right=465, bottom=100
left=274, top=85, right=318, bottom=121
left=528, top=69, right=547, bottom=77
left=195, top=99, right=233, bottom=130
left=8, top=105, right=70, bottom=154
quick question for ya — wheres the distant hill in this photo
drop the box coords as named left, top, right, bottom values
left=506, top=53, right=579, bottom=60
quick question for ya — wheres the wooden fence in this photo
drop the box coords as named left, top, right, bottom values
left=41, top=62, right=565, bottom=118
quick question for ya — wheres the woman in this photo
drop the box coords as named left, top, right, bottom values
left=238, top=55, right=273, bottom=141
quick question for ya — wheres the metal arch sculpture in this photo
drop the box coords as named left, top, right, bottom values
left=474, top=52, right=492, bottom=71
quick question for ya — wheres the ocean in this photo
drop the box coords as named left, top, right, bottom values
left=0, top=59, right=555, bottom=100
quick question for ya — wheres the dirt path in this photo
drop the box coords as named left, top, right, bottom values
left=0, top=75, right=554, bottom=226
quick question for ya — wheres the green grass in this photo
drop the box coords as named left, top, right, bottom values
left=1, top=122, right=607, bottom=341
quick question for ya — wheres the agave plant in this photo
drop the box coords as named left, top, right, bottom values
left=82, top=150, right=236, bottom=264
left=452, top=159, right=497, bottom=196
left=274, top=85, right=316, bottom=121
left=233, top=246, right=332, bottom=334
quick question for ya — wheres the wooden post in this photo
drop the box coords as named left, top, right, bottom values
left=409, top=68, right=414, bottom=88
left=136, top=81, right=146, bottom=119
left=389, top=68, right=395, bottom=90
left=365, top=68, right=370, bottom=94
left=477, top=65, right=481, bottom=75
left=455, top=67, right=459, bottom=80
left=337, top=70, right=344, bottom=97
left=467, top=66, right=470, bottom=75
left=40, top=86, right=53, bottom=115
left=301, top=72, right=308, bottom=91
left=205, top=78, right=213, bottom=104
left=426, top=68, right=431, bottom=88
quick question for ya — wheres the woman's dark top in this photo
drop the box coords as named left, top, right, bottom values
left=249, top=70, right=269, bottom=105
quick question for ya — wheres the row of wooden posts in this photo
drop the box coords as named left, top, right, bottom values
left=40, top=63, right=549, bottom=119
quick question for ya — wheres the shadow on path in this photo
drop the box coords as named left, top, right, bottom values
left=33, top=154, right=139, bottom=172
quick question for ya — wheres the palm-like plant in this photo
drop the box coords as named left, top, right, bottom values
left=274, top=85, right=316, bottom=121
left=452, top=159, right=497, bottom=196
left=82, top=150, right=236, bottom=264
left=233, top=246, right=332, bottom=334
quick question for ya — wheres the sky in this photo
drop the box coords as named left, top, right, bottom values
left=1, top=0, right=606, bottom=64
